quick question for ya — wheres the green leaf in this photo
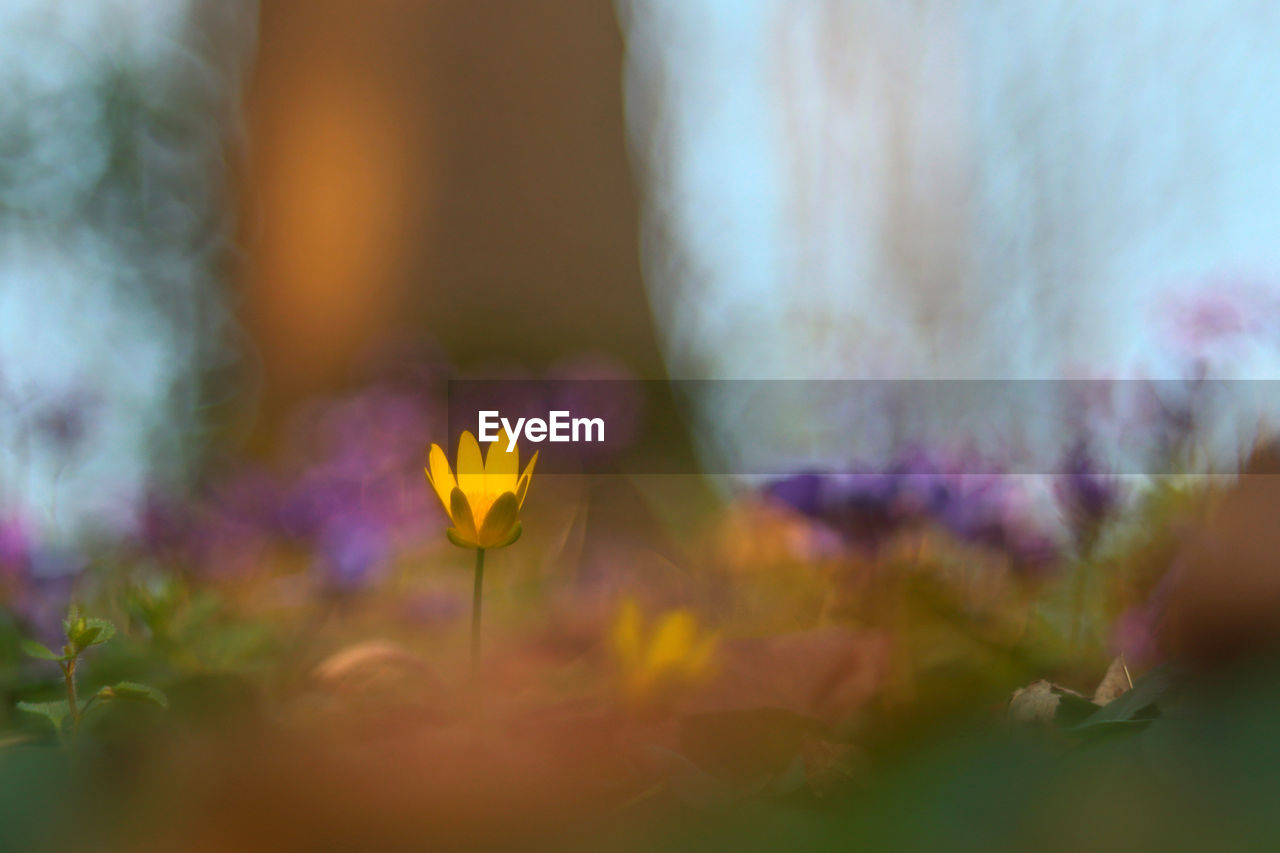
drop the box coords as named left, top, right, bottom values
left=17, top=700, right=71, bottom=732
left=1054, top=691, right=1103, bottom=728
left=66, top=617, right=117, bottom=651
left=19, top=639, right=68, bottom=661
left=1068, top=663, right=1177, bottom=735
left=1069, top=719, right=1155, bottom=739
left=101, top=681, right=168, bottom=709
left=81, top=618, right=116, bottom=646
left=70, top=625, right=101, bottom=649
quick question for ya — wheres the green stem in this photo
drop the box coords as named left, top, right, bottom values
left=62, top=658, right=80, bottom=735
left=471, top=548, right=486, bottom=674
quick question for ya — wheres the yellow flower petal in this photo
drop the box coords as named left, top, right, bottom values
left=490, top=521, right=522, bottom=548
left=644, top=610, right=698, bottom=674
left=611, top=602, right=714, bottom=702
left=484, top=429, right=519, bottom=495
left=612, top=600, right=644, bottom=670
left=425, top=444, right=456, bottom=518
left=477, top=491, right=519, bottom=548
left=515, top=450, right=539, bottom=509
left=426, top=430, right=534, bottom=548
left=456, top=431, right=501, bottom=523
left=456, top=431, right=485, bottom=499
left=449, top=487, right=478, bottom=542
left=446, top=527, right=480, bottom=549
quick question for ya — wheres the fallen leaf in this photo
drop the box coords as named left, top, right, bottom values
left=1092, top=656, right=1133, bottom=705
left=1008, top=680, right=1094, bottom=725
left=311, top=639, right=456, bottom=724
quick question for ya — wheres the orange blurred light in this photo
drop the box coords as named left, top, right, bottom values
left=249, top=75, right=411, bottom=394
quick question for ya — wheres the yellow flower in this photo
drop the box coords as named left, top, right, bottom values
left=611, top=599, right=717, bottom=701
left=425, top=430, right=537, bottom=549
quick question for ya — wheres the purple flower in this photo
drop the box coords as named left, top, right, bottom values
left=1052, top=442, right=1123, bottom=546
left=766, top=449, right=1062, bottom=570
left=313, top=512, right=392, bottom=592
left=282, top=382, right=441, bottom=541
left=276, top=381, right=446, bottom=590
left=765, top=471, right=902, bottom=549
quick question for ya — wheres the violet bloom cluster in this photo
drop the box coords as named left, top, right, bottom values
left=137, top=377, right=445, bottom=594
left=272, top=381, right=442, bottom=589
left=1052, top=442, right=1123, bottom=548
left=279, top=384, right=442, bottom=591
left=765, top=450, right=1060, bottom=571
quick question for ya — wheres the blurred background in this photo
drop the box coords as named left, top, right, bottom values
left=4, top=1, right=1280, bottom=849
left=6, top=0, right=1280, bottom=550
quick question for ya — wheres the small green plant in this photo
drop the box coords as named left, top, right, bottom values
left=17, top=605, right=167, bottom=741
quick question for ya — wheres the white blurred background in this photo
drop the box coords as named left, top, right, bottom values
left=620, top=0, right=1280, bottom=472
left=0, top=0, right=253, bottom=550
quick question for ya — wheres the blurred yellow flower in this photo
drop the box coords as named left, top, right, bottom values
left=611, top=600, right=717, bottom=701
left=425, top=430, right=537, bottom=550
